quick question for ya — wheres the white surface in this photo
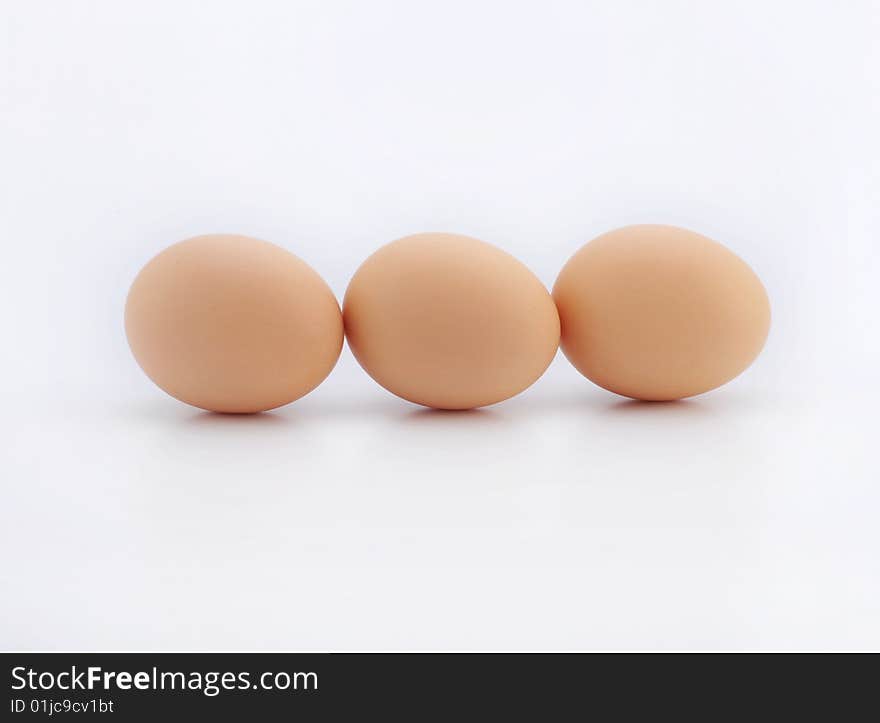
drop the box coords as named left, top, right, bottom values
left=1, top=0, right=878, bottom=650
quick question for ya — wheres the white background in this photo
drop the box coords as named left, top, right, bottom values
left=2, top=0, right=878, bottom=650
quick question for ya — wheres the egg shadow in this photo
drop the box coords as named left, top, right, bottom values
left=599, top=397, right=713, bottom=418
left=399, top=405, right=506, bottom=428
left=184, top=410, right=293, bottom=427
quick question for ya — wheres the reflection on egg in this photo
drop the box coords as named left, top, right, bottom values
left=344, top=232, right=560, bottom=409
left=125, top=234, right=343, bottom=413
left=553, top=225, right=770, bottom=401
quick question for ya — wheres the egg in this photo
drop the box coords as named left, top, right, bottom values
left=125, top=234, right=343, bottom=413
left=553, top=225, right=770, bottom=401
left=343, top=233, right=560, bottom=409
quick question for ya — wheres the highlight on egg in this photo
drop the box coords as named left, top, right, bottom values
left=552, top=224, right=770, bottom=401
left=125, top=234, right=343, bottom=413
left=343, top=232, right=560, bottom=410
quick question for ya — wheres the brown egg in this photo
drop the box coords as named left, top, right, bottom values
left=125, top=234, right=343, bottom=413
left=343, top=233, right=560, bottom=409
left=553, top=225, right=770, bottom=401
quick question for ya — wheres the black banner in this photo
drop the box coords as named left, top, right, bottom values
left=2, top=652, right=875, bottom=720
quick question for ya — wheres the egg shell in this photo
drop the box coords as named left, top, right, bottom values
left=343, top=233, right=560, bottom=409
left=552, top=224, right=770, bottom=401
left=125, top=234, right=343, bottom=413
